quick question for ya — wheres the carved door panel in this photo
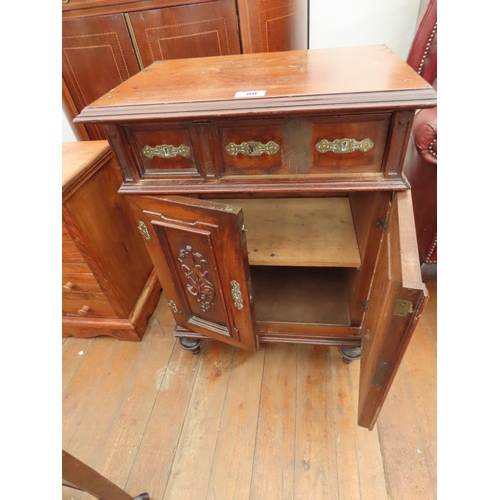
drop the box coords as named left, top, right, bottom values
left=127, top=0, right=241, bottom=68
left=131, top=195, right=258, bottom=351
left=358, top=190, right=428, bottom=429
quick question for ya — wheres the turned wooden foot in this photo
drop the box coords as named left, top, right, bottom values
left=338, top=346, right=361, bottom=364
left=179, top=337, right=202, bottom=354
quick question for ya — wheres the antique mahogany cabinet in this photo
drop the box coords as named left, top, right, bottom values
left=76, top=46, right=437, bottom=428
left=63, top=0, right=308, bottom=140
left=62, top=141, right=161, bottom=341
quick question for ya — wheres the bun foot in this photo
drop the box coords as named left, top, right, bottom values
left=338, top=346, right=361, bottom=364
left=179, top=337, right=202, bottom=354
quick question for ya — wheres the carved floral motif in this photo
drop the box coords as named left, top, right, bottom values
left=178, top=245, right=215, bottom=312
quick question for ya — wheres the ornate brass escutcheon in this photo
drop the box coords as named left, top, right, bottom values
left=142, top=144, right=191, bottom=159
left=315, top=138, right=374, bottom=154
left=137, top=221, right=151, bottom=240
left=225, top=140, right=280, bottom=157
left=230, top=280, right=244, bottom=310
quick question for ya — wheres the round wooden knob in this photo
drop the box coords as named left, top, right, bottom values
left=62, top=282, right=74, bottom=293
left=62, top=0, right=70, bottom=4
left=77, top=305, right=90, bottom=317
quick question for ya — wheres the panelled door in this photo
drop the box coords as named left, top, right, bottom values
left=131, top=195, right=258, bottom=351
left=358, top=190, right=428, bottom=429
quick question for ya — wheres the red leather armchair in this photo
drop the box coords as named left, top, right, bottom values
left=403, top=0, right=437, bottom=277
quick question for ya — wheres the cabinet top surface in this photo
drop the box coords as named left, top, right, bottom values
left=76, top=46, right=436, bottom=123
left=62, top=140, right=110, bottom=196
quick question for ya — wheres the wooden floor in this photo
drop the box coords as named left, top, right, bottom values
left=62, top=281, right=437, bottom=500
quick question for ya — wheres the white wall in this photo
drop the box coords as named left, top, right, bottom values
left=309, top=0, right=420, bottom=60
left=62, top=0, right=421, bottom=142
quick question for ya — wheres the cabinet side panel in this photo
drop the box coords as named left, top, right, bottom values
left=63, top=156, right=153, bottom=316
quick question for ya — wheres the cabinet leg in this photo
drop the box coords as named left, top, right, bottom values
left=338, top=346, right=361, bottom=364
left=179, top=337, right=202, bottom=354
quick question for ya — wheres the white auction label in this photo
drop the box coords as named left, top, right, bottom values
left=234, top=90, right=266, bottom=98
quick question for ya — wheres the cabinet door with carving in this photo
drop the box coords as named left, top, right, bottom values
left=130, top=195, right=258, bottom=351
left=358, top=190, right=428, bottom=429
left=128, top=0, right=241, bottom=68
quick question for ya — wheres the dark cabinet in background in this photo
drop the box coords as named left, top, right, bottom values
left=62, top=0, right=309, bottom=140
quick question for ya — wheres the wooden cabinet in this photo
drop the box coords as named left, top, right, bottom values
left=62, top=141, right=161, bottom=341
left=75, top=46, right=437, bottom=428
left=63, top=0, right=308, bottom=140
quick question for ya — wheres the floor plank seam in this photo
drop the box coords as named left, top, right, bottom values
left=161, top=341, right=203, bottom=500
left=205, top=347, right=236, bottom=500
left=123, top=331, right=178, bottom=492
left=63, top=339, right=120, bottom=450
left=248, top=345, right=269, bottom=500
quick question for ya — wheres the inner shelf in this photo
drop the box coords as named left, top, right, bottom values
left=223, top=197, right=361, bottom=267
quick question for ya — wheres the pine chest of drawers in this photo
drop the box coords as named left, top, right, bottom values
left=62, top=141, right=161, bottom=341
left=75, top=46, right=437, bottom=428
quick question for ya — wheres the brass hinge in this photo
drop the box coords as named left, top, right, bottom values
left=167, top=300, right=179, bottom=314
left=235, top=13, right=240, bottom=34
left=375, top=215, right=389, bottom=232
left=372, top=360, right=392, bottom=387
left=393, top=299, right=413, bottom=317
left=359, top=300, right=369, bottom=313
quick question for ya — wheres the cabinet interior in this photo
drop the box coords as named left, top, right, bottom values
left=208, top=195, right=374, bottom=327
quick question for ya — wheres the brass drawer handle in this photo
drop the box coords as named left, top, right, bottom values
left=77, top=305, right=90, bottom=317
left=316, top=138, right=374, bottom=154
left=225, top=140, right=280, bottom=157
left=142, top=144, right=191, bottom=159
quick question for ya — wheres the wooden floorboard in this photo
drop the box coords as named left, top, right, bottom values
left=62, top=281, right=437, bottom=500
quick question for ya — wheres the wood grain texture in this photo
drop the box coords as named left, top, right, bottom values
left=237, top=0, right=308, bottom=53
left=63, top=284, right=437, bottom=500
left=79, top=46, right=435, bottom=122
left=250, top=343, right=297, bottom=500
left=224, top=197, right=361, bottom=267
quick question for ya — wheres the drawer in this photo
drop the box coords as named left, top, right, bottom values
left=62, top=291, right=116, bottom=317
left=62, top=273, right=103, bottom=294
left=62, top=262, right=93, bottom=274
left=126, top=124, right=202, bottom=178
left=308, top=114, right=391, bottom=174
left=214, top=119, right=286, bottom=176
left=62, top=227, right=85, bottom=263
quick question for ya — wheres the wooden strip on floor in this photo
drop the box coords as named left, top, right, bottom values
left=250, top=344, right=298, bottom=500
left=124, top=341, right=201, bottom=500
left=206, top=348, right=266, bottom=500
left=331, top=354, right=389, bottom=500
left=294, top=345, right=339, bottom=499
left=162, top=342, right=235, bottom=500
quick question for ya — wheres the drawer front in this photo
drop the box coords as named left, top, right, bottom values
left=62, top=273, right=103, bottom=294
left=62, top=291, right=117, bottom=318
left=62, top=226, right=85, bottom=263
left=309, top=114, right=391, bottom=174
left=126, top=124, right=202, bottom=178
left=214, top=120, right=286, bottom=176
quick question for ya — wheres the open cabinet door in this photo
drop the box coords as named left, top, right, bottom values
left=358, top=190, right=428, bottom=429
left=130, top=195, right=258, bottom=351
